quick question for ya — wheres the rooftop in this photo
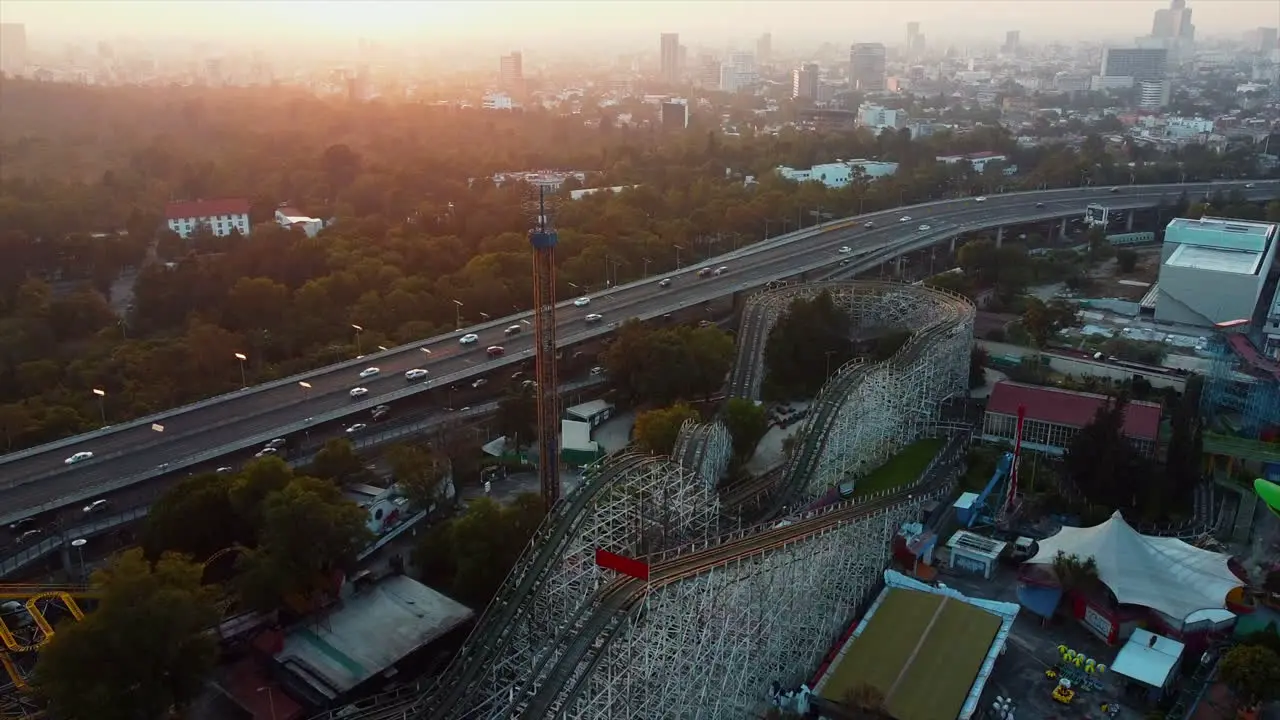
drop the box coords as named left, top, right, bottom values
left=1110, top=628, right=1185, bottom=689
left=1165, top=216, right=1275, bottom=254
left=986, top=381, right=1162, bottom=440
left=165, top=198, right=251, bottom=220
left=813, top=571, right=1017, bottom=720
left=273, top=575, right=473, bottom=701
left=1165, top=243, right=1265, bottom=276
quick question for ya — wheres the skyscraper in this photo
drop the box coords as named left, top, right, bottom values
left=849, top=43, right=886, bottom=92
left=1101, top=47, right=1168, bottom=81
left=756, top=33, right=772, bottom=64
left=1151, top=0, right=1195, bottom=43
left=0, top=24, right=27, bottom=77
left=660, top=33, right=680, bottom=84
left=792, top=63, right=819, bottom=100
left=1003, top=31, right=1021, bottom=55
left=500, top=51, right=523, bottom=90
left=906, top=22, right=924, bottom=56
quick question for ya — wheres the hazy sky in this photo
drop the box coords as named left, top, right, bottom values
left=3, top=0, right=1278, bottom=51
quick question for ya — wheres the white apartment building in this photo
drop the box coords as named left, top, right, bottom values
left=776, top=160, right=899, bottom=188
left=1138, top=79, right=1171, bottom=109
left=275, top=206, right=324, bottom=238
left=482, top=92, right=516, bottom=110
left=935, top=152, right=1010, bottom=173
left=164, top=198, right=251, bottom=238
left=858, top=103, right=907, bottom=131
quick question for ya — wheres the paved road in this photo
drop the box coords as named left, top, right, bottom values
left=1, top=181, right=1275, bottom=519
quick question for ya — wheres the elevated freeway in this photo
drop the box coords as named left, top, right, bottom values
left=2, top=180, right=1276, bottom=523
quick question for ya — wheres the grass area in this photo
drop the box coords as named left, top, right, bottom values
left=854, top=437, right=946, bottom=497
left=820, top=588, right=1000, bottom=720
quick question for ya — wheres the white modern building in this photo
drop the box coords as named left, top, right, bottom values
left=274, top=206, right=324, bottom=238
left=164, top=198, right=251, bottom=238
left=1264, top=288, right=1280, bottom=359
left=858, top=103, right=907, bottom=131
left=776, top=160, right=899, bottom=188
left=1154, top=216, right=1279, bottom=328
left=482, top=92, right=516, bottom=110
left=935, top=152, right=1010, bottom=173
left=1138, top=79, right=1171, bottom=109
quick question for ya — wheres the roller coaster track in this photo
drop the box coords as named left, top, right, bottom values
left=321, top=282, right=973, bottom=719
left=517, top=431, right=967, bottom=718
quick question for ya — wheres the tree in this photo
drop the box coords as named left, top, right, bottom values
left=387, top=442, right=451, bottom=511
left=34, top=549, right=220, bottom=720
left=601, top=321, right=734, bottom=405
left=142, top=472, right=246, bottom=562
left=840, top=682, right=892, bottom=719
left=496, top=385, right=537, bottom=445
left=1062, top=396, right=1157, bottom=513
left=236, top=475, right=373, bottom=610
left=1050, top=551, right=1100, bottom=592
left=1114, top=248, right=1138, bottom=273
left=311, top=437, right=368, bottom=484
left=723, top=398, right=768, bottom=460
left=1218, top=644, right=1280, bottom=705
left=412, top=494, right=544, bottom=607
left=763, top=291, right=854, bottom=399
left=969, top=346, right=989, bottom=389
left=633, top=403, right=701, bottom=455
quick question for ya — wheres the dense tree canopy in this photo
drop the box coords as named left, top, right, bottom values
left=412, top=494, right=545, bottom=607
left=763, top=291, right=854, bottom=399
left=723, top=397, right=769, bottom=460
left=1061, top=396, right=1160, bottom=517
left=600, top=321, right=734, bottom=406
left=34, top=549, right=221, bottom=720
left=632, top=403, right=702, bottom=455
left=0, top=79, right=1270, bottom=450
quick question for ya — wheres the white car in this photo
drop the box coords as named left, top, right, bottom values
left=405, top=368, right=429, bottom=381
left=838, top=246, right=852, bottom=254
left=975, top=196, right=987, bottom=203
left=899, top=216, right=911, bottom=223
left=358, top=367, right=380, bottom=379
left=349, top=387, right=369, bottom=398
left=82, top=499, right=109, bottom=514
left=585, top=313, right=603, bottom=323
left=459, top=333, right=479, bottom=344
left=918, top=224, right=932, bottom=231
left=346, top=423, right=368, bottom=434
left=574, top=297, right=591, bottom=307
left=590, top=366, right=605, bottom=376
left=216, top=466, right=233, bottom=474
left=471, top=378, right=488, bottom=389
left=64, top=451, right=94, bottom=465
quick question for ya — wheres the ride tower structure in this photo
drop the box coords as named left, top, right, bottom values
left=527, top=179, right=562, bottom=508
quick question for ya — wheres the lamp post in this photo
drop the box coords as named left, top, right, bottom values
left=351, top=324, right=364, bottom=356
left=91, top=388, right=106, bottom=426
left=452, top=300, right=464, bottom=330
left=298, top=381, right=312, bottom=400
left=257, top=687, right=277, bottom=720
left=233, top=353, right=247, bottom=388
left=673, top=244, right=684, bottom=269
left=71, top=538, right=87, bottom=581
left=824, top=350, right=836, bottom=378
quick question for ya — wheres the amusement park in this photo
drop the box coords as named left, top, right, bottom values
left=1, top=172, right=1280, bottom=720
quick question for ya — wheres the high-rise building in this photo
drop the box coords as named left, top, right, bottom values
left=1003, top=31, right=1021, bottom=55
left=696, top=54, right=721, bottom=89
left=849, top=43, right=887, bottom=92
left=500, top=51, right=523, bottom=89
left=1151, top=0, right=1195, bottom=42
left=0, top=23, right=27, bottom=77
left=1101, top=47, right=1168, bottom=81
left=1245, top=27, right=1279, bottom=54
left=1138, top=79, right=1171, bottom=109
left=756, top=33, right=772, bottom=64
left=792, top=63, right=820, bottom=100
left=660, top=33, right=680, bottom=84
left=906, top=23, right=925, bottom=56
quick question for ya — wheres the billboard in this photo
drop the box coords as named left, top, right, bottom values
left=1085, top=204, right=1109, bottom=227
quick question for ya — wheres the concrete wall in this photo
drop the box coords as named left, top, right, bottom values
left=977, top=340, right=1187, bottom=392
left=1155, top=263, right=1265, bottom=327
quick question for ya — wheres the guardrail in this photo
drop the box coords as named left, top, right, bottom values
left=0, top=376, right=606, bottom=528
left=0, top=506, right=150, bottom=579
left=6, top=181, right=1267, bottom=469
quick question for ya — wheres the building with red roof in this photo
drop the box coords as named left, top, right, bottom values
left=982, top=381, right=1162, bottom=457
left=165, top=198, right=252, bottom=238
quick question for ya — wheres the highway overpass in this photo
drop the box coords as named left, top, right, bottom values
left=1, top=180, right=1276, bottom=524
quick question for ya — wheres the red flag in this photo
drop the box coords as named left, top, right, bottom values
left=595, top=548, right=649, bottom=581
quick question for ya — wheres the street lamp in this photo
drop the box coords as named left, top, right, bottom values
left=298, top=381, right=312, bottom=400
left=479, top=312, right=490, bottom=321
left=91, top=388, right=106, bottom=426
left=71, top=538, right=87, bottom=581
left=673, top=244, right=684, bottom=269
left=257, top=687, right=277, bottom=720
left=233, top=353, right=247, bottom=388
left=351, top=324, right=364, bottom=356
left=452, top=300, right=464, bottom=330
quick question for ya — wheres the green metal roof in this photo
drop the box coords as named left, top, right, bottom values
left=1165, top=217, right=1275, bottom=253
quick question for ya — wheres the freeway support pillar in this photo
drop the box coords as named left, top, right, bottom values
left=995, top=226, right=1004, bottom=249
left=949, top=236, right=957, bottom=254
left=1126, top=212, right=1134, bottom=231
left=58, top=540, right=72, bottom=578
left=895, top=256, right=904, bottom=277
left=1059, top=218, right=1069, bottom=241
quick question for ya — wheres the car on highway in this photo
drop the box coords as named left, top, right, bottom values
left=459, top=333, right=479, bottom=344
left=713, top=266, right=728, bottom=276
left=899, top=216, right=911, bottom=222
left=216, top=466, right=233, bottom=474
left=918, top=224, right=932, bottom=231
left=358, top=367, right=380, bottom=379
left=1109, top=187, right=1120, bottom=193
left=405, top=368, right=429, bottom=381
left=864, top=221, right=875, bottom=229
left=254, top=448, right=277, bottom=458
left=8, top=518, right=37, bottom=534
left=505, top=324, right=523, bottom=335
left=658, top=278, right=672, bottom=288
left=17, top=529, right=42, bottom=545
left=585, top=313, right=603, bottom=323
left=573, top=297, right=591, bottom=307
left=838, top=246, right=852, bottom=254
left=64, top=451, right=94, bottom=465
left=471, top=378, right=488, bottom=389
left=349, top=387, right=369, bottom=398
left=265, top=438, right=287, bottom=450
left=975, top=196, right=987, bottom=202
left=697, top=268, right=712, bottom=278
left=590, top=366, right=605, bottom=375
left=1035, top=202, right=1045, bottom=208
left=346, top=423, right=368, bottom=434
left=1246, top=183, right=1255, bottom=189
left=83, top=499, right=110, bottom=515
left=486, top=345, right=506, bottom=357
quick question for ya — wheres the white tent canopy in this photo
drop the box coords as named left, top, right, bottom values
left=1026, top=511, right=1242, bottom=621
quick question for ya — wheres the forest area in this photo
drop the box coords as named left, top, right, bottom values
left=0, top=78, right=1263, bottom=451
